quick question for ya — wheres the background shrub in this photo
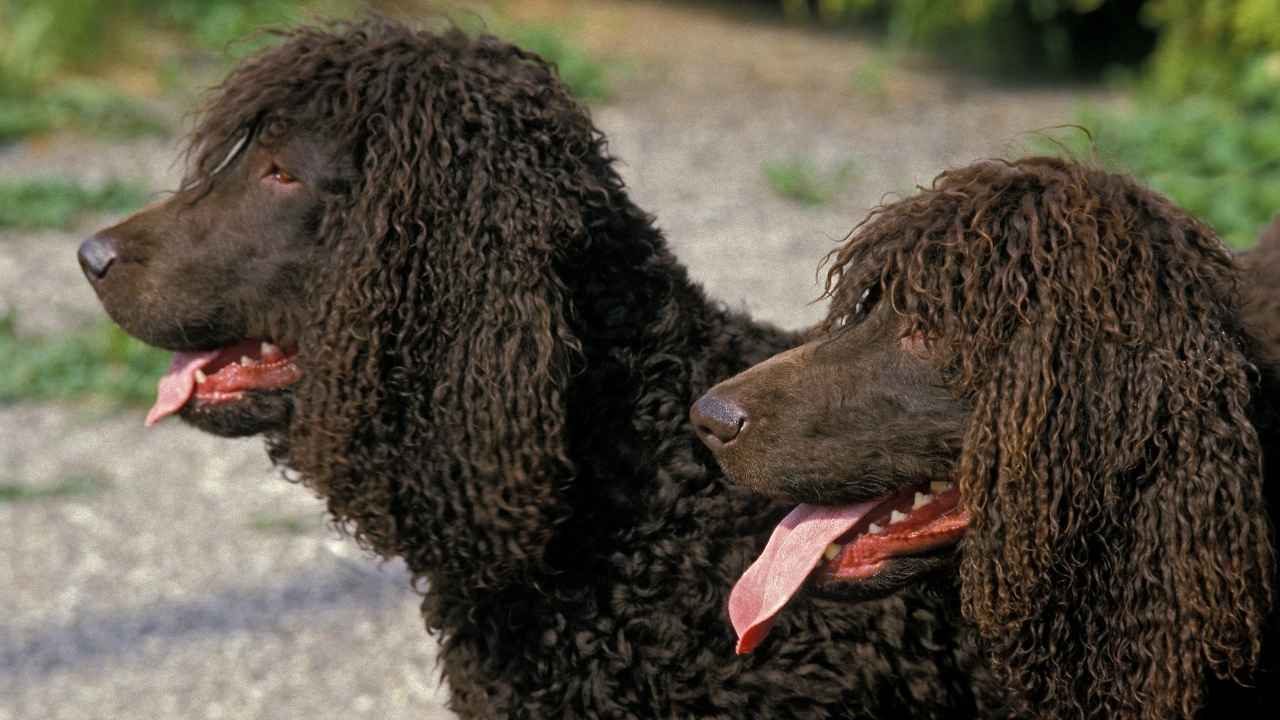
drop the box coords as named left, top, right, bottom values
left=756, top=0, right=1279, bottom=248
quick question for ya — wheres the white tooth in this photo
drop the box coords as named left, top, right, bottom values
left=823, top=544, right=841, bottom=560
left=890, top=510, right=908, bottom=524
left=868, top=522, right=884, bottom=535
left=261, top=341, right=282, bottom=360
left=930, top=480, right=954, bottom=494
left=195, top=369, right=207, bottom=384
left=240, top=355, right=253, bottom=366
left=913, top=492, right=933, bottom=510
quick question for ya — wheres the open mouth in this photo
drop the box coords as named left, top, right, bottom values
left=728, top=480, right=969, bottom=654
left=145, top=340, right=301, bottom=426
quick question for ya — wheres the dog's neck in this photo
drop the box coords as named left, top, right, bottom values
left=548, top=197, right=798, bottom=551
left=422, top=194, right=796, bottom=601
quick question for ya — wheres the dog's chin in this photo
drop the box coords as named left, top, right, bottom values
left=179, top=389, right=293, bottom=437
left=809, top=550, right=959, bottom=602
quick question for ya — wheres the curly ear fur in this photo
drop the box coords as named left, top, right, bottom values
left=184, top=22, right=619, bottom=588
left=823, top=157, right=1274, bottom=719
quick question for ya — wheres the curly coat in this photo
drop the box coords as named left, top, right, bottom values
left=695, top=157, right=1279, bottom=719
left=1244, top=216, right=1280, bottom=363
left=81, top=20, right=999, bottom=719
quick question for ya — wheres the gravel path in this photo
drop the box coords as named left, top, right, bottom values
left=1, top=2, right=1103, bottom=717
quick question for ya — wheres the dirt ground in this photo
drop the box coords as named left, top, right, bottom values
left=0, top=2, right=1104, bottom=718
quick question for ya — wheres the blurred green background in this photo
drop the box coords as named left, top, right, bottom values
left=1, top=0, right=1277, bottom=408
left=1, top=5, right=1276, bottom=716
left=3, top=0, right=1276, bottom=244
left=779, top=0, right=1280, bottom=250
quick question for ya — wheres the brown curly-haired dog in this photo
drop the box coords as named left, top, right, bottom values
left=693, top=157, right=1279, bottom=719
left=1243, top=216, right=1280, bottom=363
left=78, top=19, right=999, bottom=719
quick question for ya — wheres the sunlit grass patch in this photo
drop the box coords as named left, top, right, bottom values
left=851, top=53, right=895, bottom=107
left=0, top=473, right=107, bottom=504
left=0, top=315, right=170, bottom=406
left=763, top=157, right=857, bottom=205
left=0, top=178, right=149, bottom=230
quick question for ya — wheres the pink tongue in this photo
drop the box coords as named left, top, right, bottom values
left=729, top=501, right=878, bottom=654
left=145, top=350, right=221, bottom=427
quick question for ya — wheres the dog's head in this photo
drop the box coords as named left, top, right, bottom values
left=694, top=157, right=1274, bottom=718
left=79, top=21, right=621, bottom=588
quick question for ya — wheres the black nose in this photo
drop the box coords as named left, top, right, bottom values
left=691, top=392, right=748, bottom=447
left=78, top=233, right=119, bottom=280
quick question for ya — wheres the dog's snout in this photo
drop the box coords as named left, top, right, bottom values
left=78, top=233, right=120, bottom=280
left=691, top=392, right=749, bottom=447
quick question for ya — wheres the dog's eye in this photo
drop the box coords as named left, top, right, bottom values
left=835, top=284, right=881, bottom=330
left=266, top=164, right=299, bottom=185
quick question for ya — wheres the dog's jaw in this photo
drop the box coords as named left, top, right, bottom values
left=178, top=388, right=295, bottom=437
left=142, top=338, right=301, bottom=435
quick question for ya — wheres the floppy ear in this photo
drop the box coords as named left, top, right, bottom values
left=285, top=32, right=590, bottom=590
left=954, top=189, right=1273, bottom=719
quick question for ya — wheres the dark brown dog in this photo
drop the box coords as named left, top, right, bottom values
left=76, top=19, right=1003, bottom=720
left=1243, top=215, right=1280, bottom=362
left=693, top=157, right=1279, bottom=720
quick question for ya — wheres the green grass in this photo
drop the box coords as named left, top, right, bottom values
left=148, top=0, right=325, bottom=56
left=0, top=315, right=171, bottom=406
left=0, top=82, right=169, bottom=143
left=1042, top=95, right=1280, bottom=250
left=0, top=3, right=606, bottom=143
left=248, top=512, right=321, bottom=536
left=763, top=157, right=856, bottom=205
left=505, top=24, right=615, bottom=103
left=0, top=0, right=351, bottom=141
left=0, top=178, right=150, bottom=230
left=851, top=55, right=892, bottom=105
left=0, top=1, right=168, bottom=140
left=0, top=473, right=106, bottom=504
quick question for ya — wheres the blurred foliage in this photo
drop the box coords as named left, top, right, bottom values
left=0, top=0, right=612, bottom=141
left=1075, top=1, right=1280, bottom=249
left=772, top=0, right=1140, bottom=74
left=789, top=0, right=1102, bottom=33
left=142, top=0, right=329, bottom=53
left=1051, top=97, right=1278, bottom=249
left=0, top=82, right=169, bottom=143
left=850, top=52, right=893, bottom=105
left=771, top=0, right=1279, bottom=246
left=1143, top=0, right=1280, bottom=99
left=0, top=178, right=149, bottom=229
left=0, top=314, right=172, bottom=407
left=0, top=0, right=347, bottom=140
left=763, top=157, right=856, bottom=205
left=503, top=23, right=614, bottom=103
left=0, top=0, right=323, bottom=84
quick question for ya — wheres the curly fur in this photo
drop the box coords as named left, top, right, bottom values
left=1243, top=216, right=1280, bottom=364
left=695, top=156, right=1277, bottom=719
left=816, top=158, right=1276, bottom=718
left=119, top=19, right=1003, bottom=718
